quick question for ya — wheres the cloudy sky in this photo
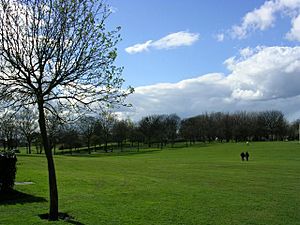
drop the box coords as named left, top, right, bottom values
left=107, top=0, right=300, bottom=121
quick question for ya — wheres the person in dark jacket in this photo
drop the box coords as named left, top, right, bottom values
left=240, top=152, right=245, bottom=161
left=245, top=151, right=249, bottom=161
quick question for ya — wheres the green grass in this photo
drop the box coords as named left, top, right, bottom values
left=1, top=142, right=299, bottom=225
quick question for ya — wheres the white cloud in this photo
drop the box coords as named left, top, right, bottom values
left=239, top=47, right=256, bottom=58
left=231, top=1, right=278, bottom=39
left=118, top=46, right=300, bottom=121
left=286, top=14, right=300, bottom=40
left=215, top=33, right=225, bottom=42
left=279, top=0, right=300, bottom=10
left=125, top=40, right=152, bottom=54
left=125, top=31, right=199, bottom=54
left=231, top=89, right=263, bottom=100
left=226, top=46, right=300, bottom=100
left=230, top=0, right=300, bottom=40
left=151, top=31, right=199, bottom=49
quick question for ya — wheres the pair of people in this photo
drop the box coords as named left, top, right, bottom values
left=240, top=151, right=249, bottom=161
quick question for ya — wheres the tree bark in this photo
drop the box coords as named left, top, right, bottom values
left=28, top=139, right=32, bottom=154
left=88, top=139, right=91, bottom=154
left=37, top=101, right=59, bottom=221
left=105, top=140, right=108, bottom=153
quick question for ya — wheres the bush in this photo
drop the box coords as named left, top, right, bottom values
left=0, top=150, right=17, bottom=193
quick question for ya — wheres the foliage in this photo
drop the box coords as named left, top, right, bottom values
left=0, top=0, right=133, bottom=220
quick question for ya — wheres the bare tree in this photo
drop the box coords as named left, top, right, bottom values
left=128, top=122, right=144, bottom=151
left=17, top=108, right=38, bottom=154
left=46, top=112, right=63, bottom=155
left=59, top=123, right=81, bottom=153
left=98, top=111, right=115, bottom=152
left=78, top=115, right=96, bottom=154
left=0, top=0, right=133, bottom=220
left=165, top=114, right=180, bottom=147
left=0, top=111, right=19, bottom=150
left=139, top=115, right=167, bottom=148
left=112, top=119, right=129, bottom=151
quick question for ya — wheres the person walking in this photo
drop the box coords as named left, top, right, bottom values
left=240, top=152, right=245, bottom=161
left=245, top=151, right=249, bottom=161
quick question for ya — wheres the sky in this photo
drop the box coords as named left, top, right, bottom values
left=106, top=0, right=300, bottom=121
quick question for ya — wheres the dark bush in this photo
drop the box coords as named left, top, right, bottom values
left=0, top=150, right=17, bottom=193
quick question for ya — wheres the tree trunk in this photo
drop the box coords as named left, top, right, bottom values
left=105, top=140, right=108, bottom=152
left=88, top=138, right=91, bottom=154
left=28, top=139, right=32, bottom=154
left=37, top=101, right=59, bottom=221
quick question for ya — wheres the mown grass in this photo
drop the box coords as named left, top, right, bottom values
left=1, top=141, right=299, bottom=225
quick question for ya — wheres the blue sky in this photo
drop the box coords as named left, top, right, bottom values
left=106, top=0, right=300, bottom=121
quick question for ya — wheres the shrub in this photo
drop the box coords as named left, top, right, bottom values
left=0, top=150, right=17, bottom=193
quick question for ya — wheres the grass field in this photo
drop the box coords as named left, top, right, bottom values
left=1, top=142, right=299, bottom=225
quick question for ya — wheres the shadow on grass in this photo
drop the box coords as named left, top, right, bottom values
left=0, top=189, right=47, bottom=205
left=65, top=149, right=162, bottom=158
left=39, top=212, right=85, bottom=225
left=60, top=143, right=211, bottom=158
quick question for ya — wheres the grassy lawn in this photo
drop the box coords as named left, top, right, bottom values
left=1, top=142, right=299, bottom=225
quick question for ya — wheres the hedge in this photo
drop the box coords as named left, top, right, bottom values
left=0, top=150, right=17, bottom=193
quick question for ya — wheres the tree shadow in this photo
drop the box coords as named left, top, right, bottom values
left=39, top=212, right=85, bottom=225
left=66, top=149, right=162, bottom=158
left=0, top=190, right=47, bottom=205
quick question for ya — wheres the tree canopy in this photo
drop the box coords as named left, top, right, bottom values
left=0, top=0, right=133, bottom=220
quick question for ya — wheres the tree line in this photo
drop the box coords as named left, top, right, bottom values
left=1, top=110, right=299, bottom=154
left=180, top=111, right=298, bottom=143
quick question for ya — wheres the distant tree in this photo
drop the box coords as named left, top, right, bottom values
left=180, top=117, right=196, bottom=145
left=139, top=115, right=167, bottom=148
left=154, top=115, right=168, bottom=149
left=257, top=111, right=288, bottom=141
left=93, top=119, right=105, bottom=148
left=139, top=116, right=154, bottom=147
left=17, top=109, right=38, bottom=154
left=33, top=134, right=43, bottom=154
left=0, top=0, right=133, bottom=220
left=112, top=119, right=129, bottom=151
left=0, top=112, right=19, bottom=150
left=208, top=112, right=223, bottom=141
left=222, top=113, right=233, bottom=142
left=165, top=114, right=181, bottom=147
left=232, top=111, right=253, bottom=142
left=128, top=123, right=144, bottom=151
left=78, top=116, right=97, bottom=154
left=98, top=111, right=115, bottom=152
left=59, top=124, right=81, bottom=153
left=46, top=113, right=63, bottom=155
left=288, top=119, right=300, bottom=140
left=270, top=111, right=288, bottom=140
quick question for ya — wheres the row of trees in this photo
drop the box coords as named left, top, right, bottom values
left=1, top=110, right=299, bottom=155
left=180, top=111, right=298, bottom=143
left=0, top=111, right=180, bottom=153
